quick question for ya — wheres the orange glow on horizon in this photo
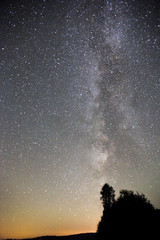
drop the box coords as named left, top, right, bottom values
left=0, top=213, right=98, bottom=239
left=1, top=228, right=96, bottom=240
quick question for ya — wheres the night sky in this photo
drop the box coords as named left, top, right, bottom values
left=0, top=0, right=160, bottom=238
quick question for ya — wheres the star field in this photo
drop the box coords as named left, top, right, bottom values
left=0, top=0, right=160, bottom=238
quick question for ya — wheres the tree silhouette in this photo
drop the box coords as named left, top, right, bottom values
left=97, top=183, right=160, bottom=240
left=100, top=183, right=115, bottom=210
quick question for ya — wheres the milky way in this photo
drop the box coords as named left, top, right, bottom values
left=0, top=0, right=160, bottom=238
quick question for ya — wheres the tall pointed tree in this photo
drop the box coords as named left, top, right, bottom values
left=100, top=183, right=115, bottom=210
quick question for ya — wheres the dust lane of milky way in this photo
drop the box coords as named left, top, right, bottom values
left=0, top=0, right=160, bottom=239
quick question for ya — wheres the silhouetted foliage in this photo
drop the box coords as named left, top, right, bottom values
left=97, top=184, right=160, bottom=239
left=100, top=183, right=115, bottom=209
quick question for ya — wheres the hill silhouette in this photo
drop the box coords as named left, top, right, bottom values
left=6, top=233, right=96, bottom=240
left=97, top=183, right=160, bottom=239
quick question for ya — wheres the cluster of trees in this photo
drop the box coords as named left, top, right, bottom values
left=97, top=184, right=160, bottom=239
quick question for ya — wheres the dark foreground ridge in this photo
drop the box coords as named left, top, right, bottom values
left=7, top=233, right=96, bottom=240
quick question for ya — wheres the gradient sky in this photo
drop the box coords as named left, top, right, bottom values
left=0, top=0, right=160, bottom=239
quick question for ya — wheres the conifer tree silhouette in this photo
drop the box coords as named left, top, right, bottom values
left=97, top=183, right=160, bottom=240
left=100, top=183, right=115, bottom=209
